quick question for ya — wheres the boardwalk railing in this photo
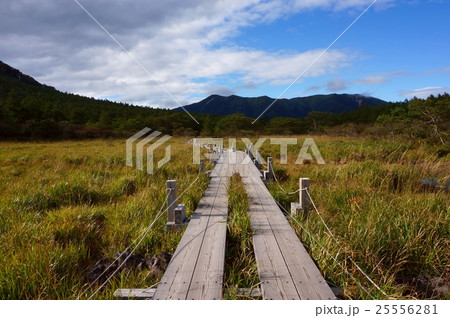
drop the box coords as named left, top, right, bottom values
left=116, top=146, right=335, bottom=300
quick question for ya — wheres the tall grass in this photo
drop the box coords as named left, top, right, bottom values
left=223, top=173, right=259, bottom=299
left=250, top=135, right=449, bottom=299
left=1, top=136, right=448, bottom=299
left=0, top=138, right=212, bottom=299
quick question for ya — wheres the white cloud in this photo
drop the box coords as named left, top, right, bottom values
left=428, top=67, right=450, bottom=74
left=0, top=0, right=390, bottom=107
left=399, top=86, right=450, bottom=99
left=356, top=76, right=388, bottom=85
left=326, top=79, right=349, bottom=91
left=206, top=86, right=236, bottom=97
left=314, top=73, right=386, bottom=93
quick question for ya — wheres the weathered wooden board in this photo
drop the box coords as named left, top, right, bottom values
left=154, top=152, right=232, bottom=300
left=243, top=175, right=335, bottom=300
left=114, top=289, right=155, bottom=299
left=154, top=150, right=334, bottom=300
left=186, top=177, right=228, bottom=300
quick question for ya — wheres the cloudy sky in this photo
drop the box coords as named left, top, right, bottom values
left=1, top=0, right=449, bottom=108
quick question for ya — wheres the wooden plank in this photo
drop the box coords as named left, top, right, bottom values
left=250, top=176, right=335, bottom=300
left=153, top=180, right=222, bottom=299
left=243, top=176, right=300, bottom=300
left=154, top=152, right=230, bottom=300
left=114, top=289, right=155, bottom=299
left=186, top=177, right=228, bottom=299
left=153, top=178, right=223, bottom=299
left=154, top=150, right=333, bottom=300
left=243, top=174, right=335, bottom=300
left=210, top=151, right=228, bottom=177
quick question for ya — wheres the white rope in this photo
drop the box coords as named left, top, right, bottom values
left=142, top=281, right=160, bottom=293
left=78, top=190, right=170, bottom=299
left=305, top=188, right=389, bottom=297
left=259, top=160, right=301, bottom=195
left=250, top=176, right=376, bottom=299
left=272, top=170, right=301, bottom=195
left=256, top=165, right=387, bottom=298
left=287, top=213, right=375, bottom=300
left=88, top=205, right=167, bottom=299
left=83, top=175, right=200, bottom=299
left=248, top=152, right=388, bottom=297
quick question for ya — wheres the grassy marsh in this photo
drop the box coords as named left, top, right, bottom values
left=0, top=136, right=448, bottom=299
left=0, top=138, right=212, bottom=299
left=252, top=136, right=449, bottom=299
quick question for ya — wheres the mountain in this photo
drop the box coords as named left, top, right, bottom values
left=1, top=60, right=397, bottom=139
left=0, top=61, right=43, bottom=87
left=0, top=61, right=197, bottom=138
left=176, top=94, right=387, bottom=118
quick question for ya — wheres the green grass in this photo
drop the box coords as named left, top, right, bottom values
left=0, top=136, right=448, bottom=299
left=223, top=173, right=259, bottom=299
left=0, top=138, right=212, bottom=299
left=251, top=135, right=449, bottom=299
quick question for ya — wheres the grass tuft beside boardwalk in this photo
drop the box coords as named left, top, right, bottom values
left=223, top=173, right=259, bottom=299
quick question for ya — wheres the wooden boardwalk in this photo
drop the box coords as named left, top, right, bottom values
left=154, top=150, right=334, bottom=300
left=243, top=175, right=335, bottom=300
left=153, top=152, right=232, bottom=300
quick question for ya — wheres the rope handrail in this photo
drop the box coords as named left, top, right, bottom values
left=78, top=190, right=170, bottom=299
left=80, top=175, right=200, bottom=299
left=250, top=176, right=375, bottom=300
left=269, top=168, right=388, bottom=298
left=305, top=188, right=388, bottom=298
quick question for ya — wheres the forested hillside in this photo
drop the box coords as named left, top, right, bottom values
left=0, top=61, right=199, bottom=138
left=0, top=61, right=448, bottom=143
left=175, top=93, right=387, bottom=118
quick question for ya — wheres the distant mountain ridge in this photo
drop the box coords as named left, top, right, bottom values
left=1, top=60, right=395, bottom=139
left=0, top=60, right=387, bottom=120
left=176, top=94, right=387, bottom=118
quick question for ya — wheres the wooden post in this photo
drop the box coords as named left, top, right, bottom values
left=290, top=202, right=301, bottom=216
left=199, top=159, right=204, bottom=172
left=299, top=178, right=310, bottom=215
left=266, top=157, right=274, bottom=182
left=167, top=180, right=177, bottom=224
left=174, top=204, right=186, bottom=225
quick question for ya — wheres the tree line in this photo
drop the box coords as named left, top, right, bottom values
left=0, top=75, right=448, bottom=144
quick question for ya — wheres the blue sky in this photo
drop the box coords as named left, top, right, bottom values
left=219, top=1, right=450, bottom=101
left=1, top=0, right=449, bottom=108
